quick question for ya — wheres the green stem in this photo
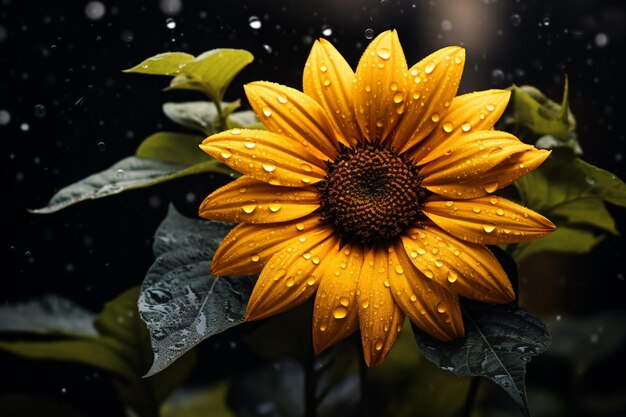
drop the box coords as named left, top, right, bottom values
left=359, top=350, right=371, bottom=417
left=461, top=377, right=481, bottom=417
left=213, top=96, right=227, bottom=132
left=304, top=354, right=317, bottom=417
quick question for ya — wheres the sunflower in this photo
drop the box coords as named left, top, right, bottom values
left=198, top=30, right=555, bottom=366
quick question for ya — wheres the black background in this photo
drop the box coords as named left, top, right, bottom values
left=2, top=0, right=625, bottom=415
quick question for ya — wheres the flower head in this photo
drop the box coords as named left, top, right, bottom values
left=199, top=30, right=555, bottom=366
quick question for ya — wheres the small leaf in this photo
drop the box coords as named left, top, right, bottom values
left=513, top=149, right=626, bottom=260
left=0, top=295, right=96, bottom=336
left=162, top=383, right=236, bottom=417
left=123, top=52, right=195, bottom=75
left=138, top=205, right=256, bottom=376
left=413, top=302, right=550, bottom=417
left=226, top=110, right=262, bottom=129
left=182, top=49, right=254, bottom=102
left=502, top=82, right=580, bottom=152
left=162, top=101, right=240, bottom=135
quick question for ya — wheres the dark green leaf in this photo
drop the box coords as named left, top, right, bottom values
left=501, top=81, right=581, bottom=154
left=182, top=49, right=254, bottom=102
left=0, top=393, right=87, bottom=417
left=413, top=302, right=550, bottom=417
left=162, top=384, right=235, bottom=417
left=138, top=205, right=256, bottom=376
left=513, top=149, right=626, bottom=260
left=135, top=132, right=207, bottom=165
left=0, top=295, right=96, bottom=336
left=31, top=155, right=230, bottom=214
left=123, top=52, right=195, bottom=75
left=226, top=110, right=262, bottom=129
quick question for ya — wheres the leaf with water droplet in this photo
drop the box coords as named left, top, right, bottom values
left=123, top=52, right=195, bottom=75
left=514, top=149, right=626, bottom=260
left=413, top=301, right=550, bottom=417
left=163, top=100, right=241, bottom=135
left=139, top=205, right=256, bottom=376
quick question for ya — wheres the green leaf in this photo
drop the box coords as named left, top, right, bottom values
left=162, top=384, right=236, bottom=417
left=513, top=149, right=626, bottom=260
left=138, top=205, right=256, bottom=376
left=0, top=295, right=96, bottom=336
left=226, top=110, right=262, bottom=129
left=162, top=101, right=241, bottom=135
left=135, top=132, right=207, bottom=165
left=123, top=52, right=196, bottom=75
left=413, top=302, right=550, bottom=417
left=502, top=81, right=580, bottom=152
left=0, top=393, right=87, bottom=417
left=182, top=49, right=254, bottom=102
left=0, top=338, right=137, bottom=381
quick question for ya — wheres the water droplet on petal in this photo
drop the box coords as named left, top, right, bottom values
left=377, top=48, right=391, bottom=60
left=447, top=270, right=458, bottom=283
left=412, top=91, right=421, bottom=100
left=483, top=182, right=498, bottom=193
left=461, top=122, right=472, bottom=132
left=472, top=207, right=481, bottom=213
left=320, top=65, right=328, bottom=73
left=277, top=94, right=288, bottom=104
left=424, top=62, right=436, bottom=74
left=262, top=107, right=273, bottom=117
left=231, top=128, right=242, bottom=135
left=312, top=255, right=320, bottom=265
left=436, top=302, right=447, bottom=313
left=410, top=294, right=417, bottom=302
left=445, top=201, right=454, bottom=207
left=296, top=223, right=305, bottom=231
left=424, top=269, right=434, bottom=279
left=442, top=121, right=454, bottom=133
left=486, top=104, right=495, bottom=111
left=339, top=296, right=350, bottom=307
left=393, top=92, right=403, bottom=104
left=431, top=113, right=440, bottom=122
left=307, top=276, right=317, bottom=286
left=320, top=324, right=327, bottom=331
left=483, top=224, right=496, bottom=233
left=285, top=277, right=295, bottom=287
left=268, top=201, right=282, bottom=212
left=251, top=255, right=260, bottom=262
left=242, top=203, right=257, bottom=214
left=323, top=78, right=331, bottom=87
left=395, top=264, right=404, bottom=274
left=220, top=150, right=232, bottom=159
left=244, top=141, right=256, bottom=149
left=496, top=208, right=505, bottom=216
left=375, top=339, right=384, bottom=350
left=333, top=306, right=348, bottom=319
left=263, top=161, right=277, bottom=172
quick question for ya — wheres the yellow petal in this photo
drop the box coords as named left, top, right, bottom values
left=420, top=130, right=533, bottom=186
left=312, top=243, right=364, bottom=354
left=244, top=81, right=339, bottom=160
left=411, top=90, right=511, bottom=164
left=246, top=226, right=338, bottom=321
left=423, top=148, right=551, bottom=200
left=388, top=243, right=464, bottom=341
left=401, top=224, right=514, bottom=303
left=303, top=39, right=361, bottom=146
left=394, top=46, right=466, bottom=153
left=211, top=214, right=323, bottom=276
left=199, top=176, right=319, bottom=224
left=423, top=195, right=556, bottom=245
left=200, top=129, right=327, bottom=187
left=353, top=30, right=408, bottom=144
left=357, top=247, right=405, bottom=367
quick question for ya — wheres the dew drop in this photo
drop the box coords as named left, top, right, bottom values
left=424, top=62, right=436, bottom=74
left=393, top=92, right=403, bottom=104
left=431, top=113, right=440, bottom=123
left=268, top=201, right=282, bottom=212
left=307, top=276, right=317, bottom=286
left=312, top=255, right=320, bottom=265
left=262, top=107, right=273, bottom=117
left=115, top=169, right=125, bottom=179
left=424, top=269, right=434, bottom=279
left=285, top=277, right=295, bottom=287
left=461, top=122, right=472, bottom=132
left=496, top=208, right=505, bottom=216
left=231, top=128, right=242, bottom=135
left=412, top=91, right=421, bottom=100
left=323, top=79, right=331, bottom=87
left=483, top=182, right=498, bottom=193
left=376, top=119, right=384, bottom=128
left=472, top=207, right=481, bottom=214
left=244, top=141, right=256, bottom=149
left=241, top=203, right=257, bottom=214
left=436, top=302, right=447, bottom=313
left=277, top=94, right=288, bottom=104
left=339, top=296, right=350, bottom=307
left=320, top=324, right=327, bottom=331
left=409, top=294, right=417, bottom=302
left=296, top=222, right=305, bottom=231
left=220, top=150, right=232, bottom=159
left=447, top=270, right=458, bottom=283
left=320, top=65, right=328, bottom=73
left=445, top=201, right=454, bottom=207
left=251, top=255, right=260, bottom=262
left=377, top=48, right=391, bottom=60
left=375, top=339, right=384, bottom=351
left=262, top=161, right=277, bottom=172
left=483, top=224, right=496, bottom=233
left=395, top=264, right=404, bottom=274
left=489, top=197, right=498, bottom=205
left=333, top=306, right=348, bottom=319
left=486, top=104, right=495, bottom=112
left=442, top=121, right=454, bottom=133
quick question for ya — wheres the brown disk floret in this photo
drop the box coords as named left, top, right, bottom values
left=317, top=143, right=427, bottom=245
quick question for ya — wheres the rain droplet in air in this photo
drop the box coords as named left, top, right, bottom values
left=510, top=14, right=521, bottom=27
left=364, top=28, right=375, bottom=39
left=248, top=16, right=262, bottom=29
left=321, top=25, right=333, bottom=36
left=165, top=18, right=176, bottom=29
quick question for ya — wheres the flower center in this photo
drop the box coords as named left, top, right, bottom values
left=317, top=144, right=427, bottom=245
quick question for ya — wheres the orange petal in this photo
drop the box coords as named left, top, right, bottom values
left=420, top=130, right=533, bottom=186
left=411, top=90, right=511, bottom=164
left=199, top=176, right=319, bottom=224
left=423, top=195, right=556, bottom=245
left=388, top=243, right=464, bottom=341
left=353, top=30, right=408, bottom=144
left=394, top=46, right=466, bottom=153
left=246, top=226, right=338, bottom=321
left=357, top=247, right=405, bottom=367
left=244, top=81, right=339, bottom=160
left=303, top=39, right=361, bottom=146
left=401, top=224, right=514, bottom=303
left=211, top=214, right=323, bottom=276
left=200, top=128, right=327, bottom=187
left=312, top=243, right=364, bottom=354
left=423, top=148, right=551, bottom=200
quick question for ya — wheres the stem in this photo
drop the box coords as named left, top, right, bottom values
left=304, top=353, right=317, bottom=417
left=359, top=351, right=371, bottom=417
left=214, top=96, right=227, bottom=132
left=461, top=377, right=481, bottom=417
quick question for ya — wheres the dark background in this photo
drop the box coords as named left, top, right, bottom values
left=2, top=0, right=625, bottom=415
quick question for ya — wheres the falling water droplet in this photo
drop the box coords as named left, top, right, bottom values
left=248, top=16, right=262, bottom=29
left=364, top=28, right=375, bottom=39
left=510, top=14, right=522, bottom=26
left=321, top=25, right=333, bottom=36
left=165, top=18, right=176, bottom=29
